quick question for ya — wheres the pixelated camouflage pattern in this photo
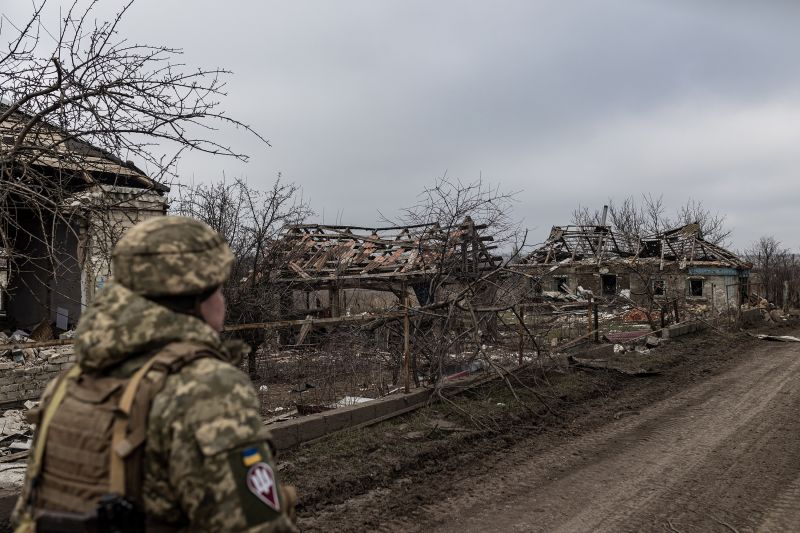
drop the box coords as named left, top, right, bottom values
left=75, top=283, right=224, bottom=371
left=112, top=216, right=234, bottom=297
left=70, top=281, right=298, bottom=531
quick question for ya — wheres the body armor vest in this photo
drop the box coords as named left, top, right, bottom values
left=16, top=342, right=220, bottom=532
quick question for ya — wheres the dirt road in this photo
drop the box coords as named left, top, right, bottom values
left=384, top=335, right=800, bottom=532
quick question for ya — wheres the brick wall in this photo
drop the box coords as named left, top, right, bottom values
left=0, top=346, right=75, bottom=403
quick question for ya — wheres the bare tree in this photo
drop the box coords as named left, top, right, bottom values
left=381, top=176, right=523, bottom=385
left=0, top=1, right=266, bottom=323
left=743, top=236, right=793, bottom=305
left=672, top=199, right=731, bottom=246
left=571, top=195, right=731, bottom=245
left=171, top=176, right=311, bottom=374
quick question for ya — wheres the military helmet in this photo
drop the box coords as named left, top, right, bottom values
left=112, top=216, right=234, bottom=297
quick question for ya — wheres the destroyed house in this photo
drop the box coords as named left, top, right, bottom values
left=0, top=104, right=167, bottom=331
left=518, top=223, right=751, bottom=309
left=275, top=218, right=502, bottom=317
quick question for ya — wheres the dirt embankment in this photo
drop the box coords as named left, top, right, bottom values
left=286, top=323, right=799, bottom=532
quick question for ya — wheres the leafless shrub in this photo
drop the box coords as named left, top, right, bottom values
left=743, top=236, right=799, bottom=307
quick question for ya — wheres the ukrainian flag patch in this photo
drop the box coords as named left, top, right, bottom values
left=242, top=447, right=262, bottom=467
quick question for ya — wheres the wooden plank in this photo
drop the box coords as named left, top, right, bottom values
left=223, top=311, right=407, bottom=332
left=294, top=315, right=314, bottom=346
left=0, top=451, right=28, bottom=463
left=288, top=261, right=311, bottom=279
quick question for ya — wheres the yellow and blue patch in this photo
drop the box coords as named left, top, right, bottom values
left=228, top=442, right=283, bottom=525
left=242, top=447, right=263, bottom=467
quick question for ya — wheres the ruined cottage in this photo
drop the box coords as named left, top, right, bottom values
left=0, top=105, right=167, bottom=331
left=518, top=223, right=751, bottom=311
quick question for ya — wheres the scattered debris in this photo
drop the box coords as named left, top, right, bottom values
left=603, top=330, right=650, bottom=344
left=290, top=382, right=317, bottom=394
left=296, top=403, right=333, bottom=416
left=568, top=355, right=661, bottom=377
left=0, top=406, right=34, bottom=463
left=645, top=336, right=660, bottom=348
left=334, top=396, right=374, bottom=408
left=29, top=320, right=55, bottom=341
left=749, top=334, right=800, bottom=343
left=10, top=330, right=31, bottom=343
left=403, top=431, right=425, bottom=440
left=58, top=329, right=77, bottom=340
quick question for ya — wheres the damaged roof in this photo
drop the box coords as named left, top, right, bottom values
left=522, top=225, right=637, bottom=265
left=639, top=223, right=749, bottom=269
left=276, top=217, right=502, bottom=286
left=0, top=103, right=168, bottom=193
left=522, top=223, right=749, bottom=269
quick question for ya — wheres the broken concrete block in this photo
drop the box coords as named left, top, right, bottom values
left=59, top=329, right=76, bottom=340
left=9, top=438, right=32, bottom=451
left=645, top=336, right=660, bottom=348
left=48, top=354, right=69, bottom=364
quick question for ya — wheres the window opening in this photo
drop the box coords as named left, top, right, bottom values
left=689, top=279, right=704, bottom=298
left=653, top=280, right=665, bottom=296
left=601, top=274, right=617, bottom=296
left=553, top=276, right=569, bottom=293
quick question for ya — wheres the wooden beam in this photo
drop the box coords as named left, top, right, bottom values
left=222, top=311, right=407, bottom=332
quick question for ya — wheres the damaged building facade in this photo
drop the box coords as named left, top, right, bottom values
left=0, top=105, right=167, bottom=331
left=519, top=222, right=751, bottom=311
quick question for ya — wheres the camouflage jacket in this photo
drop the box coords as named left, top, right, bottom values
left=48, top=283, right=297, bottom=532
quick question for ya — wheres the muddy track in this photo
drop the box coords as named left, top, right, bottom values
left=381, top=331, right=800, bottom=532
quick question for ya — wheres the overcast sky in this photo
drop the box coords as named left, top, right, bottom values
left=4, top=1, right=800, bottom=251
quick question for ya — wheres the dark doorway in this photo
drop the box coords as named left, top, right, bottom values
left=601, top=274, right=617, bottom=296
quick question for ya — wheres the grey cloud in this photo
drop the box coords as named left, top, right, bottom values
left=3, top=0, right=799, bottom=250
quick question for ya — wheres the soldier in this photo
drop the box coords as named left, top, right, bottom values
left=13, top=216, right=298, bottom=532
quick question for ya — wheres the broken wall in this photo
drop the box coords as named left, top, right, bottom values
left=78, top=186, right=167, bottom=306
left=0, top=345, right=75, bottom=403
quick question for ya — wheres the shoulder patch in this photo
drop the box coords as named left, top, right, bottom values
left=227, top=442, right=283, bottom=525
left=242, top=447, right=262, bottom=466
left=246, top=463, right=280, bottom=511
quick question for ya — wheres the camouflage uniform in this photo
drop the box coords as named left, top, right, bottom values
left=15, top=217, right=298, bottom=532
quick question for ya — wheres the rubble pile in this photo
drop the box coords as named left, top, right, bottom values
left=0, top=401, right=36, bottom=494
left=0, top=402, right=34, bottom=456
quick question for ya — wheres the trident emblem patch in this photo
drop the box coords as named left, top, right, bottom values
left=246, top=463, right=281, bottom=511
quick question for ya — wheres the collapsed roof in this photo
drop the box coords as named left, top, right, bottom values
left=522, top=223, right=749, bottom=269
left=0, top=103, right=167, bottom=193
left=276, top=217, right=503, bottom=288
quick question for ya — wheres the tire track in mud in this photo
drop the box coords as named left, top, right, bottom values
left=383, top=337, right=800, bottom=532
left=757, top=475, right=800, bottom=532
